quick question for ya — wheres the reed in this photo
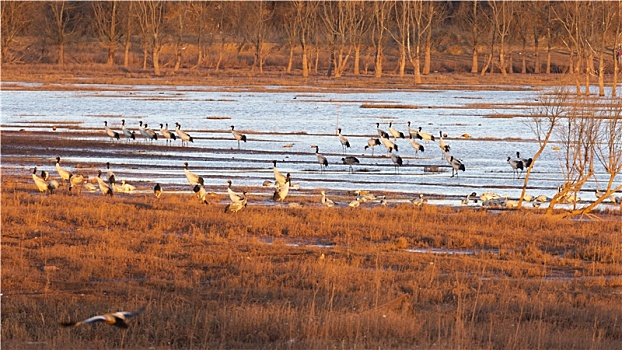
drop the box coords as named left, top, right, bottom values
left=2, top=178, right=621, bottom=349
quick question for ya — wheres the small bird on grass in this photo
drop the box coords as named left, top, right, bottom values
left=60, top=306, right=145, bottom=329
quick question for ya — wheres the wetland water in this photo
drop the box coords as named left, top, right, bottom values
left=1, top=82, right=620, bottom=209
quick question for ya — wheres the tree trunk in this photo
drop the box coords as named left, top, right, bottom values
left=423, top=28, right=431, bottom=75
left=414, top=55, right=421, bottom=84
left=153, top=49, right=160, bottom=76
left=302, top=47, right=309, bottom=78
left=142, top=48, right=148, bottom=70
left=398, top=46, right=406, bottom=77
left=287, top=45, right=294, bottom=73
left=58, top=43, right=64, bottom=66
left=598, top=54, right=604, bottom=97
left=471, top=47, right=478, bottom=73
left=374, top=46, right=382, bottom=78
left=534, top=37, right=540, bottom=74
left=108, top=47, right=115, bottom=66
left=521, top=39, right=527, bottom=73
left=353, top=45, right=360, bottom=75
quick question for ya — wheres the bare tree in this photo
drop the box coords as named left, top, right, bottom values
left=46, top=1, right=78, bottom=66
left=92, top=1, right=121, bottom=66
left=292, top=1, right=319, bottom=78
left=322, top=0, right=360, bottom=78
left=136, top=0, right=166, bottom=75
left=456, top=0, right=484, bottom=73
left=170, top=1, right=190, bottom=72
left=119, top=1, right=134, bottom=69
left=350, top=1, right=371, bottom=76
left=520, top=88, right=567, bottom=208
left=371, top=0, right=393, bottom=78
left=1, top=2, right=32, bottom=63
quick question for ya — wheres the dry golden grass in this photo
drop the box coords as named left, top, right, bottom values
left=2, top=176, right=622, bottom=349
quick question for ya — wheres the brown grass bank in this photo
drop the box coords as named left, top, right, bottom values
left=2, top=177, right=622, bottom=349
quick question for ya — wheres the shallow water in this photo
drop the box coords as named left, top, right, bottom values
left=2, top=82, right=620, bottom=209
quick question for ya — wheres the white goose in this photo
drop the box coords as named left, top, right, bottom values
left=321, top=190, right=335, bottom=208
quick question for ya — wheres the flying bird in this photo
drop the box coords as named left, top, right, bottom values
left=60, top=306, right=145, bottom=329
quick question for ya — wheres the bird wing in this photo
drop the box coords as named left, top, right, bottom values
left=116, top=307, right=146, bottom=319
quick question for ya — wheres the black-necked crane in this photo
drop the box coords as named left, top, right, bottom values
left=273, top=173, right=291, bottom=202
left=121, top=119, right=135, bottom=140
left=516, top=151, right=533, bottom=169
left=154, top=183, right=162, bottom=199
left=311, top=145, right=328, bottom=172
left=227, top=180, right=245, bottom=203
left=389, top=147, right=403, bottom=174
left=55, top=157, right=72, bottom=185
left=193, top=184, right=210, bottom=204
left=415, top=126, right=435, bottom=142
left=183, top=162, right=204, bottom=185
left=60, top=306, right=145, bottom=329
left=408, top=134, right=425, bottom=155
left=175, top=122, right=193, bottom=146
left=41, top=171, right=61, bottom=194
left=341, top=156, right=360, bottom=174
left=337, top=128, right=350, bottom=154
left=32, top=167, right=50, bottom=193
left=104, top=121, right=120, bottom=141
left=321, top=190, right=335, bottom=208
left=143, top=123, right=158, bottom=141
left=96, top=170, right=114, bottom=196
left=272, top=160, right=287, bottom=187
left=447, top=155, right=465, bottom=177
left=438, top=131, right=450, bottom=153
left=106, top=162, right=116, bottom=187
left=364, top=138, right=381, bottom=156
left=388, top=122, right=405, bottom=139
left=506, top=156, right=524, bottom=179
left=376, top=123, right=390, bottom=139
left=138, top=121, right=154, bottom=141
left=230, top=125, right=247, bottom=149
left=160, top=123, right=176, bottom=145
left=225, top=192, right=248, bottom=213
left=379, top=136, right=398, bottom=156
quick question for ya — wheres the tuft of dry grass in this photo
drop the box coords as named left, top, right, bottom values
left=2, top=178, right=622, bottom=349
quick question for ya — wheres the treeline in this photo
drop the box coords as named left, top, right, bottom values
left=1, top=1, right=620, bottom=92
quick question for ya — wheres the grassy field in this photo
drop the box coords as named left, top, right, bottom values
left=2, top=176, right=622, bottom=349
